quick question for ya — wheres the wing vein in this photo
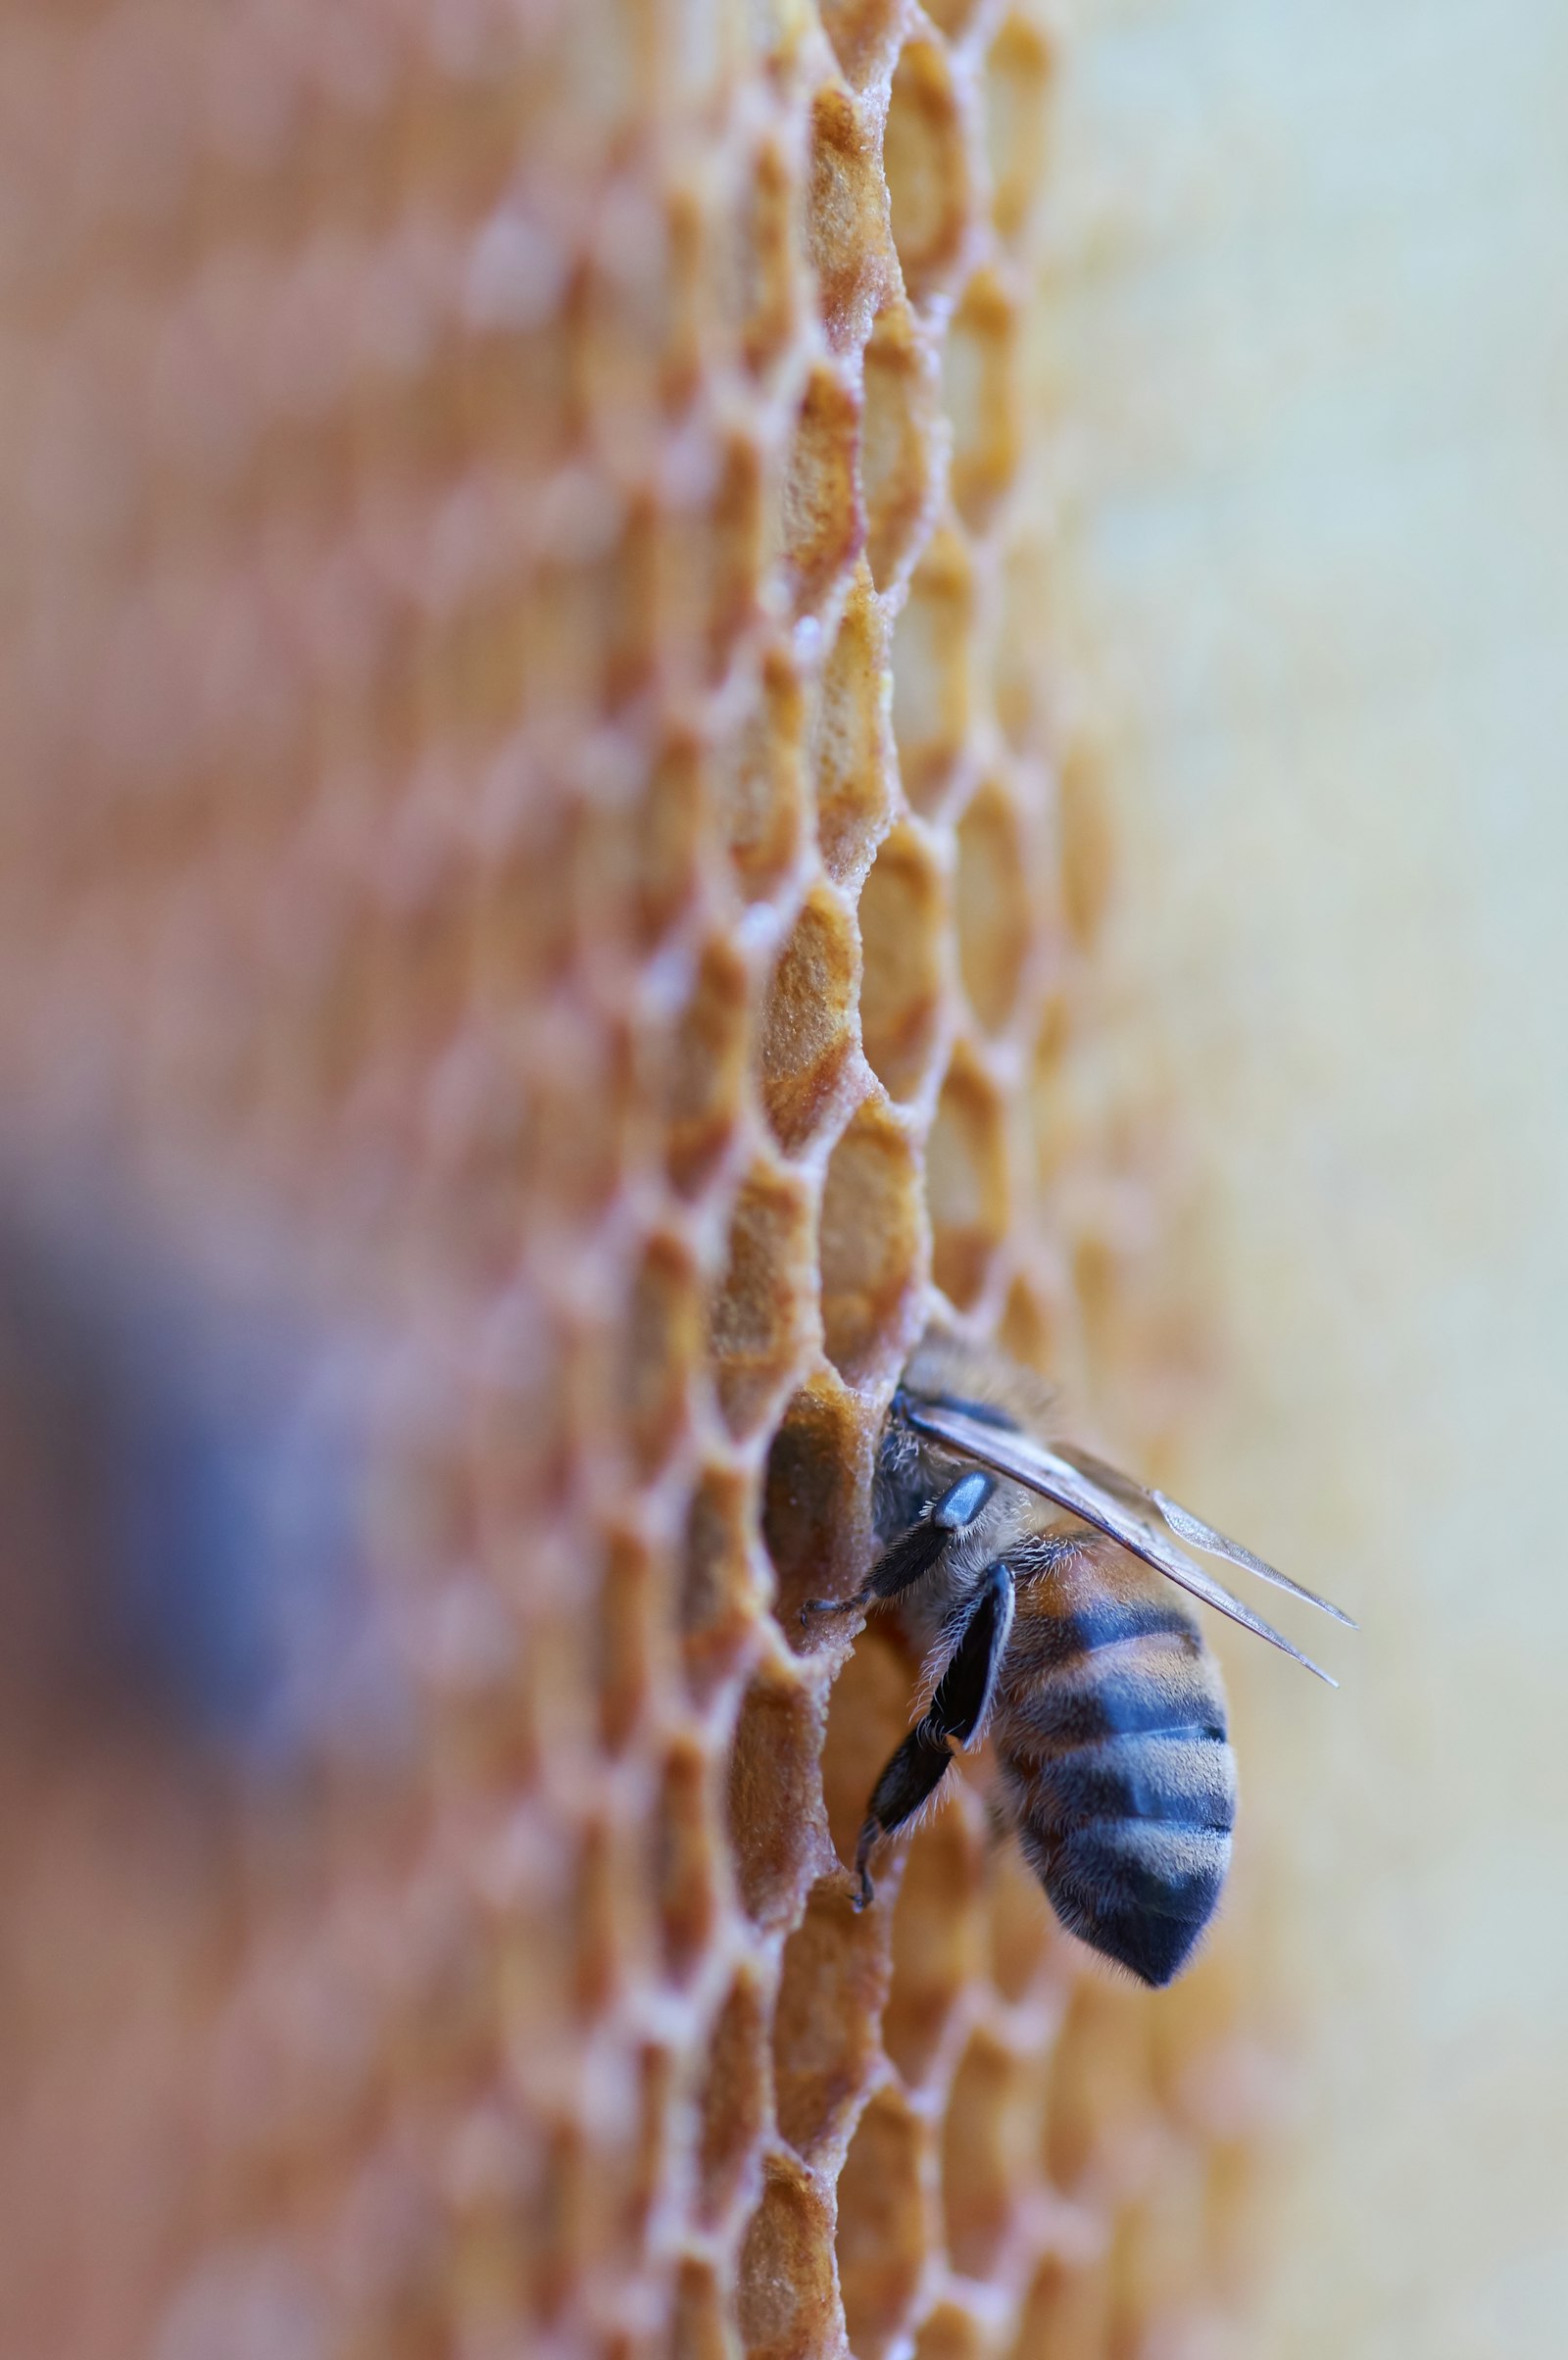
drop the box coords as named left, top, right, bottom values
left=898, top=1399, right=1343, bottom=1685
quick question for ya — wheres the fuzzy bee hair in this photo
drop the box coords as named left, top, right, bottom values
left=805, top=1329, right=1351, bottom=1987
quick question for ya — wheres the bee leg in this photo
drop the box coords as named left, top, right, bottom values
left=926, top=1558, right=1014, bottom=1750
left=852, top=1727, right=952, bottom=1908
left=800, top=1472, right=996, bottom=1625
left=852, top=1559, right=1014, bottom=1906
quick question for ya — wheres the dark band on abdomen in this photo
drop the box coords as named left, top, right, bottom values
left=997, top=1587, right=1236, bottom=1987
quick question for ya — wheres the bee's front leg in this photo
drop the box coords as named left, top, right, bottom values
left=850, top=1558, right=1015, bottom=1907
left=799, top=1471, right=996, bottom=1626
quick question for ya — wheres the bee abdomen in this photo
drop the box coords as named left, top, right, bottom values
left=1017, top=1802, right=1232, bottom=1988
left=1000, top=1628, right=1226, bottom=1759
left=1026, top=1726, right=1237, bottom=1833
left=1000, top=1587, right=1237, bottom=1986
left=1004, top=1717, right=1236, bottom=1986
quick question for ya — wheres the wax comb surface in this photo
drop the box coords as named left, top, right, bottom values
left=0, top=5, right=1268, bottom=2356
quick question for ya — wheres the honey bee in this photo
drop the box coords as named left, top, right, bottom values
left=804, top=1334, right=1353, bottom=1987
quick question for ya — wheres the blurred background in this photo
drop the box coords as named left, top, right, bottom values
left=1054, top=3, right=1568, bottom=2352
left=0, top=2, right=1564, bottom=2357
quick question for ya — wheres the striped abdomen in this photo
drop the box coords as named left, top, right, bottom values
left=994, top=1541, right=1237, bottom=1988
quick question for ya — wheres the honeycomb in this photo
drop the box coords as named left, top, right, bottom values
left=0, top=4, right=1277, bottom=2356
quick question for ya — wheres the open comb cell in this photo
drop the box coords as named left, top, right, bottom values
left=0, top=6, right=1289, bottom=2359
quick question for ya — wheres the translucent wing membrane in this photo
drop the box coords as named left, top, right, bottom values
left=1049, top=1442, right=1356, bottom=1630
left=1147, top=1488, right=1357, bottom=1629
left=896, top=1398, right=1348, bottom=1685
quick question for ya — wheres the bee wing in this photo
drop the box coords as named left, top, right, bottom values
left=1148, top=1490, right=1357, bottom=1628
left=898, top=1399, right=1340, bottom=1685
left=1050, top=1443, right=1356, bottom=1630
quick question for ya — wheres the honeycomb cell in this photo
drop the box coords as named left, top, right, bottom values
left=883, top=40, right=973, bottom=311
left=776, top=364, right=864, bottom=620
left=812, top=578, right=895, bottom=891
left=437, top=1062, right=534, bottom=1290
left=857, top=823, right=947, bottom=1101
left=342, top=2159, right=459, bottom=2354
left=892, top=529, right=974, bottom=812
left=1044, top=1981, right=1155, bottom=2196
left=623, top=1233, right=703, bottom=1479
left=995, top=1269, right=1077, bottom=1401
left=723, top=133, right=802, bottom=378
left=756, top=888, right=861, bottom=1154
left=991, top=537, right=1052, bottom=760
left=466, top=240, right=581, bottom=472
left=860, top=302, right=941, bottom=592
left=1006, top=2256, right=1109, bottom=2360
left=519, top=1576, right=600, bottom=1774
left=681, top=1463, right=763, bottom=1703
left=437, top=568, right=538, bottom=749
left=388, top=856, right=473, bottom=1068
left=726, top=1660, right=827, bottom=1930
left=709, top=1163, right=815, bottom=1440
left=1146, top=1944, right=1250, bottom=2127
left=761, top=1381, right=876, bottom=1638
left=579, top=173, right=708, bottom=466
left=627, top=2042, right=677, bottom=2257
left=656, top=1739, right=720, bottom=1986
left=1028, top=995, right=1076, bottom=1195
left=472, top=1290, right=574, bottom=1525
left=290, top=881, right=386, bottom=1117
left=426, top=1573, right=536, bottom=1795
left=807, top=82, right=897, bottom=353
left=392, top=1867, right=505, bottom=2099
left=884, top=1799, right=986, bottom=2088
left=819, top=1619, right=919, bottom=1868
left=921, top=0, right=987, bottom=36
left=835, top=2087, right=926, bottom=2360
left=1071, top=1228, right=1129, bottom=1390
left=465, top=2114, right=568, bottom=2332
left=817, top=1101, right=924, bottom=1386
left=596, top=1528, right=664, bottom=1755
left=1057, top=739, right=1116, bottom=950
left=926, top=1054, right=1008, bottom=1310
left=697, top=1969, right=771, bottom=2229
left=612, top=508, right=675, bottom=717
left=941, top=2029, right=1049, bottom=2281
left=516, top=516, right=643, bottom=732
left=944, top=272, right=1019, bottom=536
left=710, top=433, right=771, bottom=681
left=773, top=1881, right=889, bottom=2159
left=444, top=2103, right=538, bottom=2335
left=571, top=1811, right=632, bottom=2016
left=660, top=939, right=752, bottom=1200
left=1107, top=2167, right=1214, bottom=2346
left=986, top=1839, right=1056, bottom=2007
left=954, top=781, right=1030, bottom=1034
left=984, top=15, right=1055, bottom=246
left=818, top=0, right=905, bottom=90
left=913, top=2303, right=991, bottom=2360
left=737, top=2155, right=837, bottom=2360
left=655, top=433, right=767, bottom=692
left=716, top=646, right=807, bottom=902
left=523, top=1004, right=632, bottom=1220
left=613, top=730, right=710, bottom=955
left=418, top=51, right=531, bottom=214
left=669, top=2256, right=729, bottom=2360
